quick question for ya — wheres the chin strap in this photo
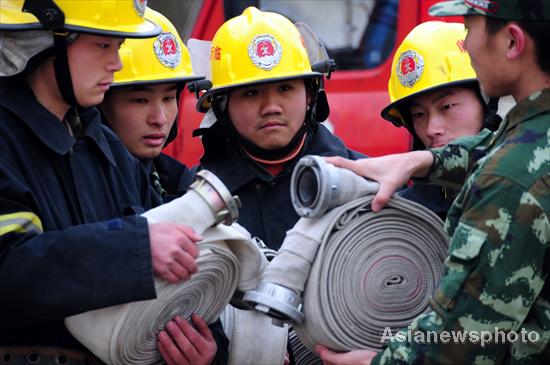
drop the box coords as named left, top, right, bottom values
left=23, top=0, right=81, bottom=108
left=53, top=32, right=80, bottom=107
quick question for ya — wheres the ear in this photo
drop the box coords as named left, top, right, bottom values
left=505, top=23, right=526, bottom=60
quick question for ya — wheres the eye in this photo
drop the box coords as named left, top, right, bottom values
left=441, top=103, right=456, bottom=111
left=98, top=43, right=110, bottom=49
left=131, top=98, right=148, bottom=104
left=411, top=111, right=425, bottom=119
left=242, top=89, right=258, bottom=97
left=279, top=84, right=293, bottom=92
left=164, top=96, right=176, bottom=102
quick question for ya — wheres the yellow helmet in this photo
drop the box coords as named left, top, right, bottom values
left=0, top=0, right=160, bottom=38
left=111, top=8, right=203, bottom=88
left=197, top=6, right=321, bottom=112
left=381, top=21, right=477, bottom=129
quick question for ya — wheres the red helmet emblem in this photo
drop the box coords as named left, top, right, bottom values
left=256, top=40, right=275, bottom=57
left=396, top=50, right=424, bottom=87
left=153, top=32, right=182, bottom=69
left=162, top=38, right=177, bottom=56
left=248, top=34, right=282, bottom=71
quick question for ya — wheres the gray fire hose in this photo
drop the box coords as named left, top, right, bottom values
left=221, top=304, right=288, bottom=365
left=65, top=171, right=267, bottom=365
left=244, top=156, right=449, bottom=351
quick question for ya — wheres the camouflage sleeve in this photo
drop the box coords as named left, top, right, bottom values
left=372, top=172, right=550, bottom=364
left=426, top=129, right=494, bottom=190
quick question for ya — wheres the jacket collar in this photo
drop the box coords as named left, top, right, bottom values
left=0, top=80, right=116, bottom=165
left=504, top=88, right=550, bottom=132
left=200, top=124, right=349, bottom=192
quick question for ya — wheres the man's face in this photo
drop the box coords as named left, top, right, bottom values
left=409, top=87, right=484, bottom=148
left=227, top=79, right=311, bottom=150
left=67, top=34, right=124, bottom=107
left=463, top=16, right=511, bottom=98
left=100, top=83, right=178, bottom=160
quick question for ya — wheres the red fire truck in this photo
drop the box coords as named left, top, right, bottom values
left=153, top=0, right=460, bottom=166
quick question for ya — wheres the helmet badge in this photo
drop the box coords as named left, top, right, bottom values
left=248, top=34, right=283, bottom=71
left=396, top=50, right=424, bottom=88
left=153, top=32, right=182, bottom=69
left=133, top=0, right=147, bottom=17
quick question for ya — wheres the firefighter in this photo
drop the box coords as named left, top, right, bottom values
left=193, top=6, right=364, bottom=252
left=191, top=7, right=365, bottom=363
left=0, top=1, right=201, bottom=363
left=99, top=8, right=228, bottom=365
left=382, top=21, right=501, bottom=221
left=318, top=0, right=550, bottom=363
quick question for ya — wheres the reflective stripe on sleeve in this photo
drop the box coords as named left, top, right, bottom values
left=0, top=212, right=43, bottom=235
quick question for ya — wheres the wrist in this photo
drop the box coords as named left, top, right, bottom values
left=410, top=150, right=434, bottom=178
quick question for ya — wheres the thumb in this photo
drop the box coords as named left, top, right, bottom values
left=371, top=184, right=393, bottom=212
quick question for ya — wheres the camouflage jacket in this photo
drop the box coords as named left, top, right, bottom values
left=373, top=88, right=550, bottom=364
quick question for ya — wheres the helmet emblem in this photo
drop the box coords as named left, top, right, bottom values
left=248, top=34, right=282, bottom=71
left=396, top=50, right=424, bottom=88
left=153, top=32, right=181, bottom=69
left=133, top=0, right=147, bottom=17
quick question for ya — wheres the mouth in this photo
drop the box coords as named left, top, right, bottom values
left=98, top=81, right=113, bottom=90
left=143, top=133, right=166, bottom=147
left=260, top=121, right=285, bottom=130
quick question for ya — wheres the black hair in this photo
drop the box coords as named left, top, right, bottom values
left=485, top=17, right=550, bottom=74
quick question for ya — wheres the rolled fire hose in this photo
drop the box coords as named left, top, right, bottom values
left=244, top=156, right=449, bottom=351
left=65, top=171, right=267, bottom=365
left=220, top=236, right=288, bottom=365
left=221, top=304, right=288, bottom=365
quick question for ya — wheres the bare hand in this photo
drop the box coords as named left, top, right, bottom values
left=158, top=314, right=217, bottom=365
left=316, top=345, right=378, bottom=365
left=325, top=151, right=433, bottom=212
left=149, top=223, right=202, bottom=283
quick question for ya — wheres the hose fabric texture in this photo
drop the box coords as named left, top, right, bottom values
left=65, top=188, right=267, bottom=365
left=263, top=194, right=449, bottom=352
left=220, top=305, right=288, bottom=365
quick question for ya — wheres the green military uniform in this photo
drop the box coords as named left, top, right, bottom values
left=374, top=87, right=550, bottom=364
left=372, top=2, right=550, bottom=363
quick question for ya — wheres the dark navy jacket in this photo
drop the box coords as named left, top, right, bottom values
left=198, top=124, right=365, bottom=250
left=0, top=80, right=160, bottom=348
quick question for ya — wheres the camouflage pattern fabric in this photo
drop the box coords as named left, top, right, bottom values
left=372, top=88, right=550, bottom=364
left=429, top=0, right=550, bottom=20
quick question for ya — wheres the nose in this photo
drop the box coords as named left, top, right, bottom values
left=425, top=114, right=445, bottom=139
left=259, top=89, right=283, bottom=117
left=148, top=104, right=169, bottom=127
left=108, top=49, right=123, bottom=72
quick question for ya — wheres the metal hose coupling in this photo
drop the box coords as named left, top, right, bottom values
left=242, top=155, right=380, bottom=325
left=290, top=155, right=379, bottom=218
left=190, top=170, right=241, bottom=226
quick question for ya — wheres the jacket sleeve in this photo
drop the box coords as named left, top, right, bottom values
left=0, top=157, right=157, bottom=330
left=372, top=173, right=550, bottom=364
left=426, top=128, right=494, bottom=190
